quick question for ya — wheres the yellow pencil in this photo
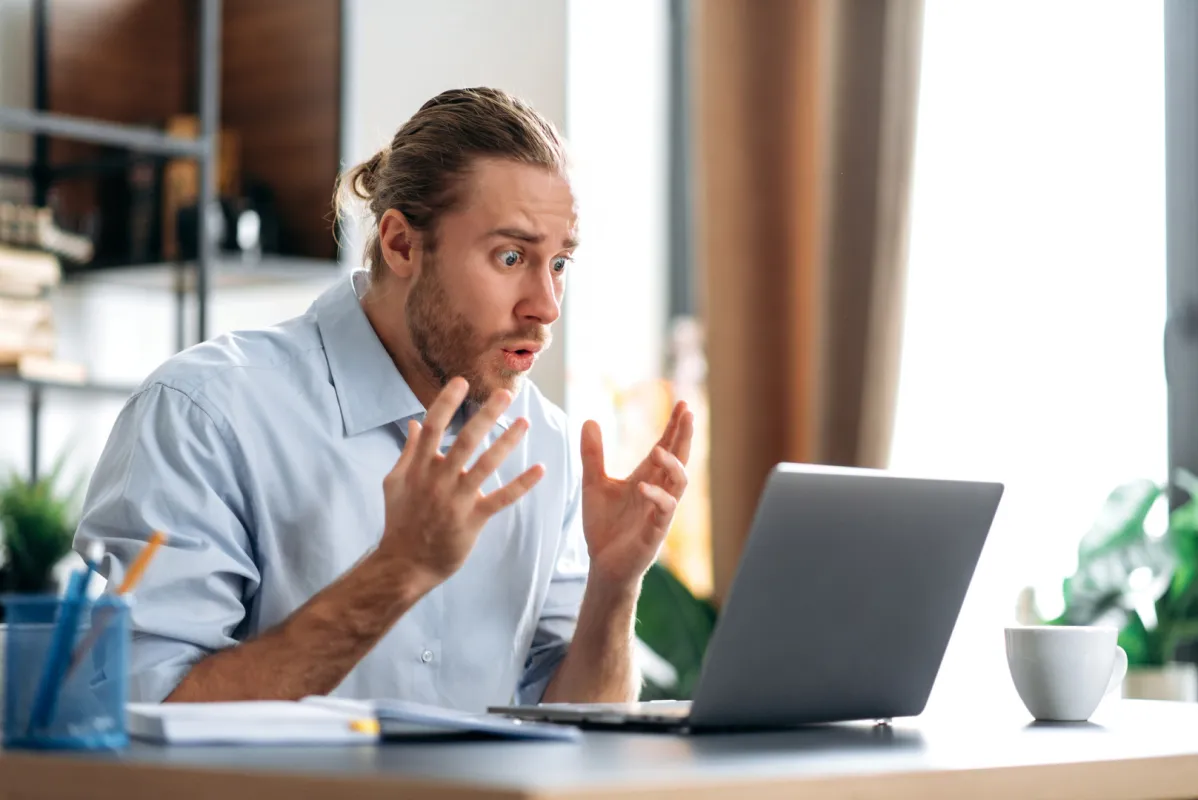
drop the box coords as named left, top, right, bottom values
left=116, top=530, right=167, bottom=595
left=350, top=718, right=381, bottom=735
left=63, top=529, right=168, bottom=679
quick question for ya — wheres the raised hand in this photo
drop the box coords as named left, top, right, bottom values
left=579, top=401, right=694, bottom=588
left=378, top=376, right=544, bottom=591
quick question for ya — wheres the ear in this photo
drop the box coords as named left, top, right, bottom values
left=378, top=209, right=422, bottom=280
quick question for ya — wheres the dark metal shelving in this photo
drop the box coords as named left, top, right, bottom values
left=0, top=0, right=222, bottom=483
left=0, top=108, right=209, bottom=158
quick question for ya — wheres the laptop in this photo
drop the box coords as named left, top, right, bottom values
left=489, top=462, right=1003, bottom=732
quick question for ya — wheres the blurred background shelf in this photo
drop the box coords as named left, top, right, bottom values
left=0, top=107, right=208, bottom=157
left=0, top=0, right=344, bottom=483
left=63, top=254, right=342, bottom=292
left=0, top=370, right=139, bottom=485
left=0, top=373, right=138, bottom=397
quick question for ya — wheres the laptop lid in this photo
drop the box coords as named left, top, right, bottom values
left=687, top=463, right=1003, bottom=730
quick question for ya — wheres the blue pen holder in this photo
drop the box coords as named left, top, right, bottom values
left=2, top=593, right=130, bottom=750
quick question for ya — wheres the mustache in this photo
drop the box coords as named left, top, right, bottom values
left=493, top=327, right=552, bottom=348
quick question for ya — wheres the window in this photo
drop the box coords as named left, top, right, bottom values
left=890, top=0, right=1166, bottom=710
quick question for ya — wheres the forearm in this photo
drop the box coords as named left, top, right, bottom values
left=541, top=575, right=641, bottom=704
left=166, top=550, right=431, bottom=702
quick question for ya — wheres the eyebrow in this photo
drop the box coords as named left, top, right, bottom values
left=487, top=227, right=579, bottom=250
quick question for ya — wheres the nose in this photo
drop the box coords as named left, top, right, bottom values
left=518, top=262, right=562, bottom=326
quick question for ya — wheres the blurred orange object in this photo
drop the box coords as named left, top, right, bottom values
left=609, top=318, right=713, bottom=599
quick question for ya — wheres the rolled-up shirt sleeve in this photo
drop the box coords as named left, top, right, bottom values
left=74, top=382, right=259, bottom=703
left=516, top=467, right=589, bottom=704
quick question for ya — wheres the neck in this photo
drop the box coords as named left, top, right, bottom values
left=360, top=278, right=444, bottom=410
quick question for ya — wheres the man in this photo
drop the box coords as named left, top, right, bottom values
left=73, top=87, right=692, bottom=710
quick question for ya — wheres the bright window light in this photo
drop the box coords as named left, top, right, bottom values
left=890, top=0, right=1166, bottom=710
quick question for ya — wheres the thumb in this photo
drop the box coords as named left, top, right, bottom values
left=580, top=420, right=606, bottom=486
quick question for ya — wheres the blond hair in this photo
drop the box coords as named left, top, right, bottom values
left=335, top=87, right=568, bottom=280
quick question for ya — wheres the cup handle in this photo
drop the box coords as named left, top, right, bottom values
left=1106, top=645, right=1129, bottom=696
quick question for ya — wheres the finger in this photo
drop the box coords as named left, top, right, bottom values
left=627, top=446, right=660, bottom=486
left=477, top=464, right=546, bottom=517
left=414, top=377, right=469, bottom=463
left=655, top=403, right=684, bottom=453
left=443, top=389, right=513, bottom=474
left=670, top=409, right=694, bottom=466
left=630, top=411, right=682, bottom=484
left=580, top=420, right=607, bottom=487
left=639, top=481, right=678, bottom=525
left=650, top=446, right=689, bottom=498
left=462, top=417, right=530, bottom=492
left=395, top=420, right=422, bottom=471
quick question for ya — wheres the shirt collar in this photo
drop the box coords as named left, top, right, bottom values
left=313, top=270, right=513, bottom=437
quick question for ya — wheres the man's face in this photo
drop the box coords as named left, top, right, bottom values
left=405, top=158, right=578, bottom=405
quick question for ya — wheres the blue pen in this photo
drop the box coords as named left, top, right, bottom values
left=26, top=542, right=105, bottom=737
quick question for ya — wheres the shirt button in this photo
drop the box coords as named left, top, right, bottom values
left=421, top=649, right=434, bottom=664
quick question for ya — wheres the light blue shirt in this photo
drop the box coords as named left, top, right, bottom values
left=74, top=270, right=588, bottom=710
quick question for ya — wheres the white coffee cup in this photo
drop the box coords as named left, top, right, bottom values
left=1005, top=625, right=1127, bottom=721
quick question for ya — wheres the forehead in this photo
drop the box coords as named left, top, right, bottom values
left=452, top=158, right=578, bottom=237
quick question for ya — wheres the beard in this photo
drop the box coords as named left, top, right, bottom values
left=405, top=254, right=551, bottom=405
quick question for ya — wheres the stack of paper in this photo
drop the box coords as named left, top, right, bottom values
left=127, top=698, right=583, bottom=745
left=302, top=696, right=582, bottom=742
left=126, top=701, right=380, bottom=745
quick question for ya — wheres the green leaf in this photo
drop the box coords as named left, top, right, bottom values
left=1055, top=473, right=1198, bottom=666
left=1162, top=619, right=1198, bottom=664
left=1120, top=612, right=1158, bottom=667
left=1061, top=480, right=1172, bottom=626
left=1077, top=479, right=1162, bottom=560
left=1161, top=493, right=1198, bottom=642
left=1168, top=497, right=1198, bottom=602
left=635, top=562, right=717, bottom=700
left=0, top=465, right=79, bottom=594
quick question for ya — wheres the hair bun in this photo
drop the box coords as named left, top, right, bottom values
left=356, top=150, right=386, bottom=199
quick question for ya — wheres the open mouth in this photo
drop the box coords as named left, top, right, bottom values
left=501, top=347, right=539, bottom=372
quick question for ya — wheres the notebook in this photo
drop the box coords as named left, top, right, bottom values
left=126, top=697, right=582, bottom=745
left=301, top=696, right=583, bottom=742
left=126, top=701, right=381, bottom=745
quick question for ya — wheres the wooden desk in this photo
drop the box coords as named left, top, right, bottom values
left=3, top=700, right=1198, bottom=799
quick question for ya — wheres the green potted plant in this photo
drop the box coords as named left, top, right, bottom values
left=0, top=455, right=84, bottom=722
left=1027, top=472, right=1198, bottom=701
left=0, top=454, right=85, bottom=617
left=634, top=561, right=718, bottom=700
